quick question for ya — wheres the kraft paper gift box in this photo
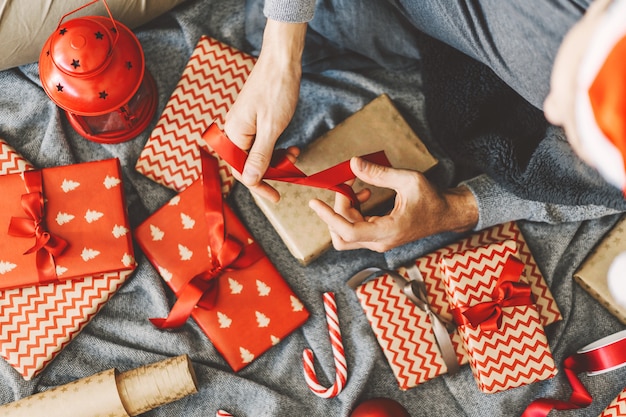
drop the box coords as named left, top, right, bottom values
left=350, top=221, right=562, bottom=390
left=0, top=149, right=135, bottom=379
left=135, top=35, right=256, bottom=194
left=134, top=153, right=310, bottom=371
left=600, top=387, right=626, bottom=417
left=574, top=215, right=626, bottom=325
left=253, top=94, right=439, bottom=265
left=440, top=239, right=558, bottom=393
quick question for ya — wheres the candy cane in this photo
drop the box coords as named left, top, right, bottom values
left=216, top=410, right=233, bottom=417
left=302, top=292, right=348, bottom=398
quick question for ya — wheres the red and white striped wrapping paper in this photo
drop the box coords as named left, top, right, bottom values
left=440, top=240, right=558, bottom=393
left=0, top=138, right=135, bottom=379
left=600, top=387, right=626, bottom=417
left=352, top=221, right=561, bottom=390
left=135, top=35, right=256, bottom=194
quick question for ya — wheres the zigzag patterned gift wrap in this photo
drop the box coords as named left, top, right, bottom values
left=0, top=153, right=135, bottom=380
left=352, top=221, right=561, bottom=390
left=135, top=35, right=255, bottom=194
left=600, top=387, right=626, bottom=417
left=440, top=240, right=558, bottom=393
left=134, top=177, right=310, bottom=371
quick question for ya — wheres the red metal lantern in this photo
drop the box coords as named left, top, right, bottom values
left=39, top=0, right=157, bottom=144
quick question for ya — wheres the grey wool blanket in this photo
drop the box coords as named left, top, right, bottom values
left=0, top=0, right=624, bottom=416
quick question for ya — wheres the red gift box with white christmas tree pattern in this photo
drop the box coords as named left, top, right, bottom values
left=134, top=153, right=310, bottom=371
left=351, top=221, right=561, bottom=390
left=135, top=35, right=256, bottom=194
left=440, top=239, right=558, bottom=393
left=600, top=387, right=626, bottom=417
left=0, top=158, right=135, bottom=289
left=0, top=146, right=135, bottom=379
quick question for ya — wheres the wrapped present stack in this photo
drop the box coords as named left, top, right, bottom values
left=351, top=221, right=562, bottom=391
left=0, top=138, right=136, bottom=379
left=134, top=151, right=310, bottom=371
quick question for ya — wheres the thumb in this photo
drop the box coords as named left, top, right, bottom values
left=350, top=156, right=406, bottom=190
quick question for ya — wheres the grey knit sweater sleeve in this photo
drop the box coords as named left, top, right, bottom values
left=462, top=174, right=621, bottom=231
left=263, top=0, right=316, bottom=22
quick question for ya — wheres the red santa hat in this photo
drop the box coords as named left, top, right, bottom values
left=576, top=0, right=626, bottom=194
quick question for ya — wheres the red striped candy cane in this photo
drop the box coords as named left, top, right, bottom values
left=216, top=410, right=233, bottom=417
left=302, top=292, right=348, bottom=398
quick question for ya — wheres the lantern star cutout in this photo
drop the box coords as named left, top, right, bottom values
left=56, top=83, right=64, bottom=92
left=99, top=91, right=108, bottom=99
left=71, top=59, right=80, bottom=69
left=59, top=28, right=68, bottom=35
left=95, top=31, right=104, bottom=40
left=126, top=61, right=133, bottom=70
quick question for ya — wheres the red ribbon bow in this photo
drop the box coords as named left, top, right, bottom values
left=452, top=256, right=534, bottom=332
left=201, top=123, right=392, bottom=209
left=7, top=170, right=68, bottom=283
left=150, top=151, right=265, bottom=329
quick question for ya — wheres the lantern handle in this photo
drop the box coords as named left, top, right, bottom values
left=56, top=0, right=119, bottom=47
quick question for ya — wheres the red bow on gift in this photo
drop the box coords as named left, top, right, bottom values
left=8, top=170, right=68, bottom=283
left=201, top=123, right=391, bottom=209
left=452, top=256, right=534, bottom=332
left=150, top=151, right=265, bottom=329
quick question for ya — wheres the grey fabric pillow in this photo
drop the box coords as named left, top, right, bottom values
left=0, top=0, right=187, bottom=71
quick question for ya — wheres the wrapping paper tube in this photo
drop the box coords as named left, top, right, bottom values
left=0, top=354, right=198, bottom=416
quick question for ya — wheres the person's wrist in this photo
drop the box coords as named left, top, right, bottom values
left=261, top=19, right=307, bottom=66
left=441, top=185, right=479, bottom=233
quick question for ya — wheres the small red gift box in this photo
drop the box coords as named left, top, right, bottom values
left=135, top=35, right=256, bottom=194
left=440, top=239, right=558, bottom=393
left=0, top=158, right=135, bottom=290
left=600, top=387, right=626, bottom=417
left=351, top=222, right=561, bottom=390
left=0, top=150, right=135, bottom=380
left=134, top=153, right=310, bottom=371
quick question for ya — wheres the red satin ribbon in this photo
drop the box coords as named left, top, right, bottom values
left=522, top=332, right=626, bottom=417
left=201, top=123, right=392, bottom=209
left=7, top=170, right=67, bottom=283
left=150, top=151, right=265, bottom=329
left=451, top=256, right=533, bottom=332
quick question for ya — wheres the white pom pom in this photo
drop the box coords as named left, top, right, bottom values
left=607, top=251, right=626, bottom=308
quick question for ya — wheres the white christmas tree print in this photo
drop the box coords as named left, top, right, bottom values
left=0, top=261, right=17, bottom=274
left=168, top=195, right=181, bottom=206
left=271, top=335, right=280, bottom=346
left=290, top=295, right=304, bottom=312
left=103, top=175, right=121, bottom=189
left=81, top=248, right=100, bottom=261
left=121, top=253, right=134, bottom=267
left=158, top=266, right=173, bottom=282
left=112, top=225, right=129, bottom=238
left=180, top=213, right=195, bottom=230
left=178, top=244, right=193, bottom=261
left=85, top=209, right=104, bottom=223
left=217, top=311, right=232, bottom=328
left=56, top=265, right=68, bottom=276
left=150, top=224, right=164, bottom=241
left=55, top=212, right=75, bottom=225
left=256, top=280, right=271, bottom=296
left=61, top=179, right=80, bottom=192
left=228, top=277, right=243, bottom=294
left=240, top=347, right=254, bottom=364
left=255, top=311, right=270, bottom=328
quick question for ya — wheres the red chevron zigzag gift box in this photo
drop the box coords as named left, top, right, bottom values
left=600, top=387, right=626, bottom=417
left=135, top=35, right=255, bottom=194
left=351, top=221, right=561, bottom=390
left=134, top=153, right=309, bottom=371
left=0, top=150, right=135, bottom=379
left=440, top=239, right=558, bottom=393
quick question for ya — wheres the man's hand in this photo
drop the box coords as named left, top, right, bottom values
left=309, top=156, right=479, bottom=252
left=223, top=19, right=307, bottom=203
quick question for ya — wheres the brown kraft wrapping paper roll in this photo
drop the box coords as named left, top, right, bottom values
left=0, top=354, right=198, bottom=416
